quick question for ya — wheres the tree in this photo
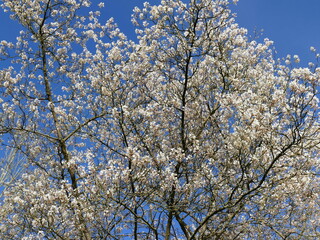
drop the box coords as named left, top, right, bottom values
left=0, top=147, right=26, bottom=197
left=0, top=0, right=319, bottom=239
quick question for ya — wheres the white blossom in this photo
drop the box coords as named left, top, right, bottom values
left=0, top=0, right=319, bottom=239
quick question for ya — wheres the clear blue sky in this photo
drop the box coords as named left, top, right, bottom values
left=233, top=0, right=320, bottom=65
left=1, top=0, right=320, bottom=65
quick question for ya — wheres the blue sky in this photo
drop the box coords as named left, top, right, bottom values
left=1, top=0, right=320, bottom=65
left=233, top=0, right=320, bottom=65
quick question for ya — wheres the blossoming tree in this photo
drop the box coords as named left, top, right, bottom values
left=0, top=148, right=25, bottom=197
left=0, top=0, right=319, bottom=239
